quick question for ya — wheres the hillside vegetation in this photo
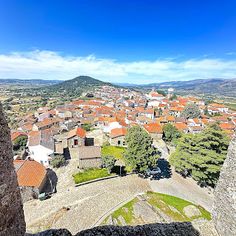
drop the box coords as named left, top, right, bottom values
left=46, top=75, right=111, bottom=97
left=133, top=78, right=236, bottom=97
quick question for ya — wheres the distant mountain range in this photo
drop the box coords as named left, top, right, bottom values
left=1, top=77, right=235, bottom=97
left=0, top=78, right=61, bottom=86
left=116, top=78, right=236, bottom=97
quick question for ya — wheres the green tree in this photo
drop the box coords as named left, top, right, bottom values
left=181, top=103, right=201, bottom=119
left=124, top=126, right=159, bottom=173
left=82, top=123, right=93, bottom=131
left=102, top=155, right=116, bottom=173
left=156, top=89, right=166, bottom=96
left=162, top=123, right=181, bottom=143
left=204, top=107, right=209, bottom=116
left=169, top=94, right=177, bottom=101
left=12, top=136, right=28, bottom=151
left=155, top=108, right=163, bottom=117
left=169, top=124, right=230, bottom=187
left=50, top=155, right=66, bottom=168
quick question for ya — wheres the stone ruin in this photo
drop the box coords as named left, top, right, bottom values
left=212, top=136, right=236, bottom=235
left=0, top=102, right=235, bottom=236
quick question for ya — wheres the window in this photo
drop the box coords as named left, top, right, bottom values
left=118, top=140, right=121, bottom=145
left=74, top=139, right=78, bottom=146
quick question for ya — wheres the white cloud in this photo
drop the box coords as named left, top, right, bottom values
left=0, top=50, right=235, bottom=84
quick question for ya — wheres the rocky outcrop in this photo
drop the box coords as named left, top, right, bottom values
left=27, top=223, right=200, bottom=236
left=213, top=136, right=236, bottom=236
left=75, top=223, right=200, bottom=236
left=26, top=229, right=72, bottom=236
left=0, top=104, right=26, bottom=235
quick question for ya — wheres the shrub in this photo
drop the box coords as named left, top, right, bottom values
left=50, top=155, right=66, bottom=168
left=102, top=155, right=116, bottom=173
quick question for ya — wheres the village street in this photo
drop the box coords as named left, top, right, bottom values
left=24, top=160, right=150, bottom=235
left=24, top=151, right=214, bottom=235
left=149, top=171, right=214, bottom=212
left=152, top=140, right=214, bottom=212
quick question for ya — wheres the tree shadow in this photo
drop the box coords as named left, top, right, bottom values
left=63, top=147, right=71, bottom=160
left=111, top=165, right=127, bottom=176
left=156, top=158, right=172, bottom=179
left=41, top=168, right=58, bottom=194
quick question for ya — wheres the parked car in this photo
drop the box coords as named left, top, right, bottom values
left=146, top=167, right=161, bottom=177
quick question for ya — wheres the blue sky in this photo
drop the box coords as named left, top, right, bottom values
left=0, top=0, right=236, bottom=83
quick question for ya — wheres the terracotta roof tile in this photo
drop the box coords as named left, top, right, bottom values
left=14, top=160, right=46, bottom=188
left=110, top=128, right=127, bottom=138
left=11, top=131, right=27, bottom=141
left=143, top=123, right=163, bottom=134
left=219, top=123, right=235, bottom=130
left=68, top=127, right=86, bottom=139
left=175, top=122, right=188, bottom=131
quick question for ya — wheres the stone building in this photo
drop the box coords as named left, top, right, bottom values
left=109, top=128, right=127, bottom=147
left=143, top=123, right=163, bottom=140
left=78, top=146, right=102, bottom=169
left=67, top=127, right=86, bottom=148
left=13, top=159, right=47, bottom=202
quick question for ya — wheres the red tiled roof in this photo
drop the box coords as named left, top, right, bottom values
left=175, top=122, right=188, bottom=131
left=28, top=131, right=40, bottom=146
left=11, top=131, right=27, bottom=141
left=110, top=128, right=127, bottom=138
left=68, top=127, right=86, bottom=139
left=219, top=123, right=235, bottom=130
left=14, top=160, right=46, bottom=188
left=210, top=103, right=226, bottom=108
left=21, top=123, right=33, bottom=132
left=150, top=92, right=164, bottom=97
left=170, top=106, right=184, bottom=112
left=167, top=116, right=175, bottom=122
left=143, top=123, right=163, bottom=134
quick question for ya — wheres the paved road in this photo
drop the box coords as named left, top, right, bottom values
left=149, top=170, right=214, bottom=212
left=151, top=139, right=214, bottom=212
left=24, top=162, right=150, bottom=234
left=24, top=141, right=214, bottom=234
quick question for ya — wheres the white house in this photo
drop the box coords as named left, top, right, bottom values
left=146, top=91, right=165, bottom=101
left=147, top=100, right=160, bottom=107
left=27, top=129, right=54, bottom=167
left=103, top=121, right=122, bottom=133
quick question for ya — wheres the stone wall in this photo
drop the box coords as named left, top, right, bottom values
left=110, top=136, right=126, bottom=147
left=0, top=103, right=26, bottom=236
left=20, top=186, right=39, bottom=203
left=79, top=157, right=102, bottom=169
left=213, top=136, right=236, bottom=236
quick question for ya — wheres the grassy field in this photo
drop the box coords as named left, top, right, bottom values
left=112, top=198, right=138, bottom=225
left=223, top=102, right=236, bottom=111
left=101, top=146, right=132, bottom=172
left=73, top=168, right=112, bottom=184
left=146, top=192, right=211, bottom=221
left=102, top=192, right=211, bottom=225
left=102, top=146, right=126, bottom=160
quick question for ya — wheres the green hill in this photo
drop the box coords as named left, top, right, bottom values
left=46, top=75, right=112, bottom=97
